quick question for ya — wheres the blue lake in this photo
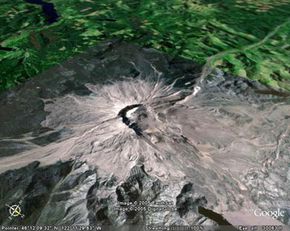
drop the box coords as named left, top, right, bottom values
left=25, top=0, right=59, bottom=24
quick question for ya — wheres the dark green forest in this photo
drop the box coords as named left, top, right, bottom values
left=1, top=0, right=290, bottom=91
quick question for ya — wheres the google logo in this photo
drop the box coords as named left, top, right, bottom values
left=253, top=208, right=286, bottom=219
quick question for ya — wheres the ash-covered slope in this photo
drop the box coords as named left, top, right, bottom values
left=0, top=41, right=289, bottom=229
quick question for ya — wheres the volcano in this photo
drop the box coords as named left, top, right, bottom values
left=0, top=42, right=289, bottom=229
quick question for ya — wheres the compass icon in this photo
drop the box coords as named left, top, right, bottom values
left=6, top=201, right=25, bottom=220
